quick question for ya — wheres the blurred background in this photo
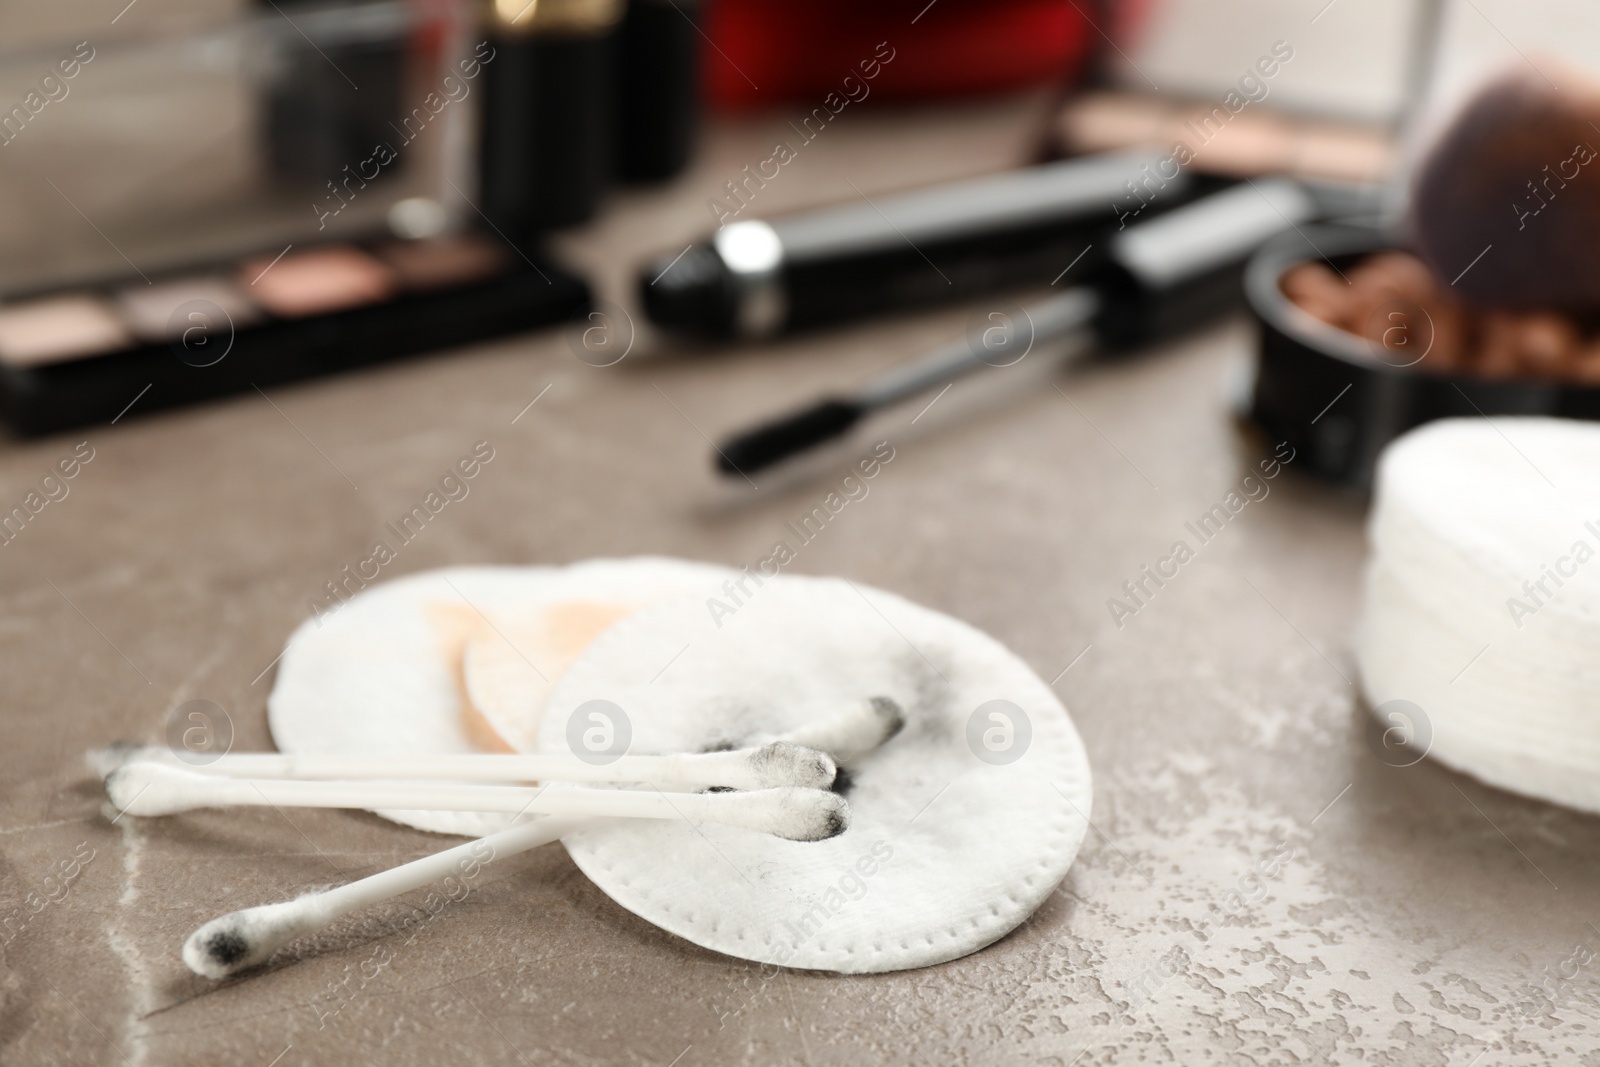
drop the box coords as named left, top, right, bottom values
left=0, top=0, right=1594, bottom=453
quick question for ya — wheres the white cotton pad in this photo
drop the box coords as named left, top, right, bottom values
left=460, top=562, right=730, bottom=754
left=1356, top=417, right=1600, bottom=811
left=267, top=558, right=733, bottom=835
left=542, top=575, right=1093, bottom=973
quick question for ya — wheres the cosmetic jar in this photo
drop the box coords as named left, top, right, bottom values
left=1246, top=224, right=1600, bottom=488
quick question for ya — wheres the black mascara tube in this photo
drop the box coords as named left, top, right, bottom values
left=1093, top=178, right=1321, bottom=349
left=480, top=0, right=622, bottom=239
left=614, top=0, right=699, bottom=183
left=640, top=151, right=1194, bottom=339
left=716, top=178, right=1322, bottom=475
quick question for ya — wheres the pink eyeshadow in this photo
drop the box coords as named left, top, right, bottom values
left=241, top=246, right=399, bottom=318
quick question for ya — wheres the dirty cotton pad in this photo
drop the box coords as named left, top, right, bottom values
left=542, top=574, right=1093, bottom=973
left=267, top=558, right=732, bottom=836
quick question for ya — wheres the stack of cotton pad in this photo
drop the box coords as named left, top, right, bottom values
left=267, top=558, right=1092, bottom=972
left=1356, top=417, right=1600, bottom=811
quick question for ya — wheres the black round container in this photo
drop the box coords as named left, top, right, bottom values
left=1246, top=224, right=1600, bottom=489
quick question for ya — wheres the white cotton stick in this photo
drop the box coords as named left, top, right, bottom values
left=176, top=693, right=903, bottom=979
left=105, top=763, right=850, bottom=842
left=182, top=815, right=585, bottom=979
left=94, top=740, right=836, bottom=792
left=767, top=696, right=905, bottom=763
left=176, top=715, right=878, bottom=980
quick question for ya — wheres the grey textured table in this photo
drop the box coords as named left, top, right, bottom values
left=2, top=92, right=1597, bottom=1066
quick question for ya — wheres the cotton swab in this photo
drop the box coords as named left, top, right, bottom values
left=104, top=763, right=849, bottom=840
left=766, top=695, right=904, bottom=763
left=93, top=695, right=900, bottom=789
left=183, top=815, right=587, bottom=979
left=93, top=739, right=836, bottom=792
left=170, top=695, right=903, bottom=979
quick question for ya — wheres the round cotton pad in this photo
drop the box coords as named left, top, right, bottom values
left=461, top=561, right=729, bottom=754
left=267, top=558, right=732, bottom=835
left=1357, top=417, right=1600, bottom=811
left=542, top=575, right=1093, bottom=973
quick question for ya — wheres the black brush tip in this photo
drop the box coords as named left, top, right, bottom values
left=716, top=398, right=864, bottom=476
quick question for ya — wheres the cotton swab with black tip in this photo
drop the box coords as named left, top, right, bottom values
left=104, top=763, right=850, bottom=840
left=182, top=815, right=589, bottom=979
left=759, top=694, right=904, bottom=764
left=165, top=695, right=905, bottom=979
left=93, top=739, right=836, bottom=792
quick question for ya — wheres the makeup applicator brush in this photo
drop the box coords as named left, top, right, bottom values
left=1408, top=65, right=1600, bottom=312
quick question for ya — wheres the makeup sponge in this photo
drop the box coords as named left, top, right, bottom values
left=266, top=558, right=733, bottom=835
left=1408, top=67, right=1600, bottom=313
left=545, top=576, right=1093, bottom=973
left=1356, top=417, right=1600, bottom=811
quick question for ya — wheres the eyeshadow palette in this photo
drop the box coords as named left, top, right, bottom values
left=0, top=233, right=588, bottom=435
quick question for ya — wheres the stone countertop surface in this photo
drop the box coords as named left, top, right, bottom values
left=3, top=92, right=1599, bottom=1067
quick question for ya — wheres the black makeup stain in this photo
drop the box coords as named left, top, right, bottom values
left=892, top=647, right=958, bottom=744
left=206, top=930, right=249, bottom=966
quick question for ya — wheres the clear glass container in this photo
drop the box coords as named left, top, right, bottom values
left=0, top=0, right=477, bottom=295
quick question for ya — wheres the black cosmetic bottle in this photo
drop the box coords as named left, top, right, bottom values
left=479, top=0, right=623, bottom=239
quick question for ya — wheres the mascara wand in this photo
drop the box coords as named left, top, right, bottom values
left=714, top=178, right=1322, bottom=477
left=717, top=290, right=1100, bottom=475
